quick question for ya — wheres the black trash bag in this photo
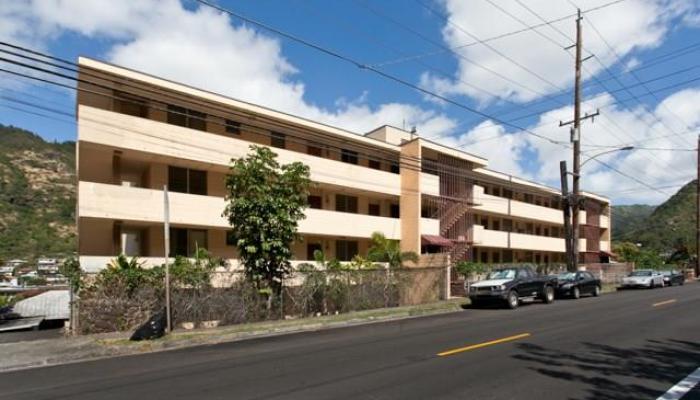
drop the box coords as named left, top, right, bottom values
left=130, top=309, right=167, bottom=341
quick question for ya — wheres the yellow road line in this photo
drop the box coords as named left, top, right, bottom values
left=653, top=299, right=677, bottom=307
left=437, top=333, right=531, bottom=357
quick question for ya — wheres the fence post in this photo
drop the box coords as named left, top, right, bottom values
left=445, top=265, right=451, bottom=300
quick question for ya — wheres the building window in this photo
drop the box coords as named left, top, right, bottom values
left=170, top=228, right=207, bottom=257
left=307, top=143, right=323, bottom=157
left=341, top=149, right=358, bottom=164
left=336, top=240, right=358, bottom=262
left=480, top=251, right=488, bottom=263
left=168, top=166, right=207, bottom=195
left=308, top=195, right=322, bottom=209
left=390, top=162, right=400, bottom=174
left=368, top=159, right=381, bottom=170
left=335, top=194, right=358, bottom=213
left=390, top=203, right=400, bottom=218
left=225, top=119, right=241, bottom=135
left=114, top=91, right=148, bottom=118
left=307, top=243, right=322, bottom=260
left=271, top=132, right=286, bottom=148
left=167, top=105, right=206, bottom=131
left=226, top=230, right=236, bottom=246
left=368, top=203, right=381, bottom=216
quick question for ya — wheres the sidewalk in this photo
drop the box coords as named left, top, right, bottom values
left=0, top=298, right=467, bottom=372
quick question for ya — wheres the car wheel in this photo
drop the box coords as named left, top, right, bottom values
left=649, top=281, right=655, bottom=289
left=543, top=286, right=555, bottom=304
left=593, top=286, right=601, bottom=297
left=506, top=291, right=519, bottom=309
left=572, top=287, right=580, bottom=299
left=471, top=299, right=482, bottom=308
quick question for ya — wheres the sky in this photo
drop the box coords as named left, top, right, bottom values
left=1, top=0, right=699, bottom=205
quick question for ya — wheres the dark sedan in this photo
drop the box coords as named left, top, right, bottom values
left=554, top=271, right=601, bottom=299
left=661, top=270, right=685, bottom=286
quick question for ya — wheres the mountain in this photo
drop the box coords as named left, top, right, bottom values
left=0, top=124, right=76, bottom=263
left=612, top=204, right=656, bottom=239
left=613, top=180, right=697, bottom=253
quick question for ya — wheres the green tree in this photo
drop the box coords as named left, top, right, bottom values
left=223, top=145, right=311, bottom=299
left=59, top=256, right=82, bottom=293
left=612, top=241, right=640, bottom=262
left=367, top=231, right=419, bottom=269
left=454, top=261, right=486, bottom=282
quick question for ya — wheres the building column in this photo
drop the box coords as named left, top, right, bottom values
left=399, top=139, right=421, bottom=257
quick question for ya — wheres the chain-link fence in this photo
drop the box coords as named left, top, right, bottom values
left=76, top=267, right=448, bottom=335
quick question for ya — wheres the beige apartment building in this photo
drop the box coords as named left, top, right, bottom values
left=75, top=57, right=612, bottom=272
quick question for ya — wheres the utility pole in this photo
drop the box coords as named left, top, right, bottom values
left=560, top=9, right=598, bottom=271
left=696, top=135, right=699, bottom=278
left=560, top=161, right=574, bottom=272
left=163, top=185, right=172, bottom=334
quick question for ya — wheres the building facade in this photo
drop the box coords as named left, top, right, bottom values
left=75, top=57, right=611, bottom=272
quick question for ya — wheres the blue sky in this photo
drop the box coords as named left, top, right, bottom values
left=1, top=0, right=699, bottom=204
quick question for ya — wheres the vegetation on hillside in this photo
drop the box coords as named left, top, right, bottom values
left=0, top=124, right=76, bottom=262
left=613, top=180, right=697, bottom=257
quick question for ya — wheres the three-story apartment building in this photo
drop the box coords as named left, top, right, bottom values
left=75, top=57, right=611, bottom=272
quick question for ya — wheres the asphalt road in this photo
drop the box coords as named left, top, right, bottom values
left=2, top=284, right=699, bottom=400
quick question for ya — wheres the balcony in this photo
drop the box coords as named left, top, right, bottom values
left=472, top=185, right=563, bottom=225
left=421, top=218, right=440, bottom=236
left=599, top=214, right=610, bottom=229
left=79, top=181, right=401, bottom=240
left=78, top=105, right=401, bottom=196
left=470, top=224, right=587, bottom=253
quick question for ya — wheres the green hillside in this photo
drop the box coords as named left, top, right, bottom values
left=613, top=180, right=697, bottom=254
left=0, top=124, right=76, bottom=262
left=612, top=204, right=655, bottom=239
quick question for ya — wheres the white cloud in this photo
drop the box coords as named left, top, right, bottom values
left=0, top=0, right=458, bottom=138
left=448, top=89, right=700, bottom=204
left=421, top=0, right=695, bottom=104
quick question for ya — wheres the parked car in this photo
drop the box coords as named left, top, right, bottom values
left=467, top=266, right=557, bottom=309
left=553, top=271, right=601, bottom=299
left=620, top=270, right=665, bottom=289
left=660, top=270, right=685, bottom=286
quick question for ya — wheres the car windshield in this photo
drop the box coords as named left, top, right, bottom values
left=630, top=271, right=652, bottom=277
left=557, top=273, right=577, bottom=281
left=487, top=269, right=517, bottom=280
left=661, top=271, right=672, bottom=276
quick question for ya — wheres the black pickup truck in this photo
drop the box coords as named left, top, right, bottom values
left=467, top=266, right=557, bottom=309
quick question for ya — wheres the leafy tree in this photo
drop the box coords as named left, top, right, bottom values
left=454, top=261, right=486, bottom=282
left=612, top=242, right=640, bottom=262
left=169, top=248, right=220, bottom=288
left=223, top=145, right=311, bottom=299
left=367, top=231, right=419, bottom=269
left=60, top=256, right=82, bottom=293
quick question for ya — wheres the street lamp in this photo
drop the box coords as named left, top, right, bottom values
left=579, top=146, right=634, bottom=169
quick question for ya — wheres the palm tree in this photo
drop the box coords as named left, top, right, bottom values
left=367, top=232, right=419, bottom=269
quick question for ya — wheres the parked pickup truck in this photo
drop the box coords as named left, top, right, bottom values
left=467, top=266, right=557, bottom=309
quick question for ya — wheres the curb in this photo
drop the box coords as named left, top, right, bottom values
left=0, top=299, right=466, bottom=373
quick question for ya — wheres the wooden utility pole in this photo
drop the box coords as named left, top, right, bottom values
left=163, top=185, right=172, bottom=334
left=560, top=161, right=574, bottom=272
left=560, top=9, right=598, bottom=270
left=696, top=135, right=699, bottom=277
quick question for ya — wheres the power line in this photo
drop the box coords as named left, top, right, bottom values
left=370, top=0, right=627, bottom=67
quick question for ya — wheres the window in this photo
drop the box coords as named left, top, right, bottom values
left=271, top=132, right=286, bottom=148
left=114, top=91, right=148, bottom=118
left=390, top=203, right=400, bottom=218
left=492, top=252, right=501, bottom=263
left=504, top=219, right=513, bottom=232
left=168, top=166, right=207, bottom=195
left=167, top=105, right=206, bottom=131
left=335, top=194, right=358, bottom=213
left=225, top=119, right=241, bottom=135
left=503, top=189, right=513, bottom=199
left=307, top=143, right=323, bottom=157
left=335, top=240, right=358, bottom=261
left=226, top=230, right=236, bottom=246
left=390, top=162, right=400, bottom=174
left=368, top=203, right=381, bottom=216
left=307, top=243, right=322, bottom=260
left=368, top=159, right=381, bottom=170
left=480, top=251, right=488, bottom=263
left=341, top=149, right=358, bottom=164
left=308, top=195, right=322, bottom=209
left=170, top=228, right=207, bottom=257
left=493, top=220, right=500, bottom=231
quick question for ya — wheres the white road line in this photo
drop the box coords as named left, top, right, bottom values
left=657, top=367, right=700, bottom=400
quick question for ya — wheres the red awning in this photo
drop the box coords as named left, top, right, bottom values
left=421, top=234, right=454, bottom=247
